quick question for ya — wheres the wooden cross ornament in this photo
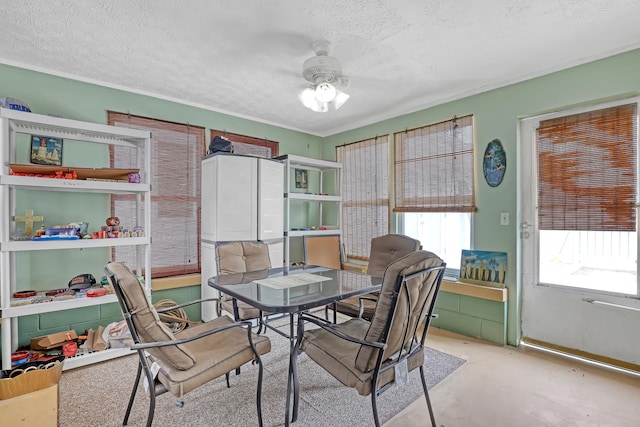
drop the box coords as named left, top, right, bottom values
left=13, top=209, right=44, bottom=236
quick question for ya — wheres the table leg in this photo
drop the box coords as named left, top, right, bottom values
left=285, top=313, right=302, bottom=425
left=333, top=302, right=337, bottom=324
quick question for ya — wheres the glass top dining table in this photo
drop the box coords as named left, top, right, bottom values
left=208, top=265, right=381, bottom=316
left=208, top=265, right=382, bottom=426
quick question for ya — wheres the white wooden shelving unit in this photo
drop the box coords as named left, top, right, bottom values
left=0, top=109, right=151, bottom=370
left=275, top=154, right=342, bottom=266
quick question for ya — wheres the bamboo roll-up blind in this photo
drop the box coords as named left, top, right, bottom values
left=337, top=136, right=389, bottom=260
left=394, top=115, right=475, bottom=213
left=109, top=111, right=205, bottom=278
left=536, top=103, right=637, bottom=232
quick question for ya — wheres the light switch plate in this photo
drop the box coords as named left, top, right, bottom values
left=500, top=212, right=509, bottom=226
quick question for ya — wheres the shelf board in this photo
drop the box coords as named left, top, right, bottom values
left=2, top=294, right=119, bottom=318
left=286, top=229, right=341, bottom=237
left=275, top=154, right=342, bottom=171
left=441, top=279, right=508, bottom=302
left=1, top=109, right=150, bottom=146
left=1, top=236, right=150, bottom=252
left=0, top=174, right=149, bottom=193
left=285, top=193, right=341, bottom=202
left=62, top=347, right=134, bottom=370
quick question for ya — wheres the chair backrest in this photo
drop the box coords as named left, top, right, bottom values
left=216, top=241, right=271, bottom=274
left=366, top=234, right=421, bottom=278
left=355, top=250, right=445, bottom=372
left=105, top=262, right=196, bottom=370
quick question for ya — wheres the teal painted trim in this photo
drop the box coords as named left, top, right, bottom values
left=100, top=302, right=123, bottom=319
left=434, top=292, right=507, bottom=345
left=481, top=319, right=507, bottom=345
left=432, top=310, right=483, bottom=339
left=17, top=315, right=39, bottom=334
left=433, top=291, right=460, bottom=312
left=459, top=296, right=505, bottom=324
left=39, top=306, right=100, bottom=329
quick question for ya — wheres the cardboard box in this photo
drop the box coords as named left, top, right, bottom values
left=0, top=384, right=58, bottom=426
left=0, top=360, right=63, bottom=400
left=30, top=330, right=78, bottom=350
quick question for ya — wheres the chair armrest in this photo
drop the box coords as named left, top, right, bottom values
left=297, top=313, right=386, bottom=350
left=358, top=295, right=378, bottom=318
left=131, top=319, right=252, bottom=350
left=155, top=297, right=219, bottom=313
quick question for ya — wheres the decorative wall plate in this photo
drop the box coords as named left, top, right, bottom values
left=483, top=138, right=506, bottom=187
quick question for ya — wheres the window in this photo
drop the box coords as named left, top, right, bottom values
left=403, top=212, right=471, bottom=271
left=394, top=115, right=475, bottom=271
left=535, top=102, right=638, bottom=295
left=337, top=136, right=389, bottom=260
left=108, top=112, right=205, bottom=278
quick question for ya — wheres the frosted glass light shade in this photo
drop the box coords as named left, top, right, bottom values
left=298, top=84, right=348, bottom=112
left=298, top=87, right=317, bottom=109
left=315, top=82, right=337, bottom=103
left=334, top=90, right=350, bottom=110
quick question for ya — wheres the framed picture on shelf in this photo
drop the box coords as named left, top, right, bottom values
left=30, top=135, right=63, bottom=166
left=295, top=168, right=308, bottom=189
left=459, top=249, right=507, bottom=287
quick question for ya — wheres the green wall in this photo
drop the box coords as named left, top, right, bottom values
left=322, top=48, right=640, bottom=345
left=2, top=48, right=640, bottom=349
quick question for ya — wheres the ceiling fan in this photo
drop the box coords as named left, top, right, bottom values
left=298, top=40, right=350, bottom=112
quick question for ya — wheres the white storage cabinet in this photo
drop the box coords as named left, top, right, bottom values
left=200, top=153, right=283, bottom=321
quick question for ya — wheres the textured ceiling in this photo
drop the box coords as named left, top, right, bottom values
left=1, top=0, right=640, bottom=136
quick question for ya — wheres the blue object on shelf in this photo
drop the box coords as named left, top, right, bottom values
left=31, top=235, right=80, bottom=241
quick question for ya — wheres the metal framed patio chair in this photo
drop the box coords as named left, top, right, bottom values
left=215, top=241, right=272, bottom=333
left=105, top=261, right=271, bottom=427
left=335, top=234, right=421, bottom=320
left=287, top=250, right=445, bottom=427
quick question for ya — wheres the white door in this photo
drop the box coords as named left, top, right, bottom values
left=257, top=158, right=284, bottom=241
left=201, top=155, right=258, bottom=242
left=520, top=98, right=640, bottom=365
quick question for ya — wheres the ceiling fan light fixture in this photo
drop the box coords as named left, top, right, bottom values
left=299, top=40, right=350, bottom=112
left=299, top=84, right=349, bottom=112
left=315, top=82, right=336, bottom=103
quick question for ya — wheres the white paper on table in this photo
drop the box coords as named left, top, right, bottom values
left=255, top=273, right=332, bottom=289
